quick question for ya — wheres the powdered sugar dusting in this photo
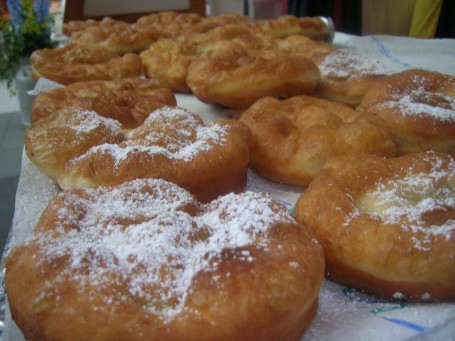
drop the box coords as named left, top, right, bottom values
left=32, top=179, right=295, bottom=318
left=359, top=154, right=454, bottom=250
left=70, top=107, right=230, bottom=166
left=378, top=74, right=455, bottom=121
left=62, top=107, right=123, bottom=135
left=318, top=51, right=391, bottom=80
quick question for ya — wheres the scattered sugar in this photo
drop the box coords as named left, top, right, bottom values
left=360, top=153, right=455, bottom=250
left=318, top=51, right=391, bottom=80
left=33, top=180, right=295, bottom=318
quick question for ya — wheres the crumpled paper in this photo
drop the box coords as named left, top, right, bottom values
left=2, top=33, right=455, bottom=340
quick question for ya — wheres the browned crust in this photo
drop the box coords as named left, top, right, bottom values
left=25, top=107, right=251, bottom=203
left=6, top=181, right=324, bottom=340
left=30, top=44, right=142, bottom=85
left=240, top=95, right=396, bottom=186
left=30, top=78, right=176, bottom=128
left=358, top=69, right=455, bottom=155
left=187, top=55, right=320, bottom=109
left=295, top=152, right=455, bottom=302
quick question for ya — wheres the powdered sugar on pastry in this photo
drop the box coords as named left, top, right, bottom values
left=357, top=69, right=455, bottom=155
left=318, top=51, right=391, bottom=80
left=295, top=151, right=455, bottom=301
left=71, top=107, right=229, bottom=166
left=379, top=80, right=455, bottom=122
left=26, top=105, right=251, bottom=201
left=61, top=107, right=124, bottom=135
left=359, top=153, right=455, bottom=250
left=28, top=180, right=296, bottom=317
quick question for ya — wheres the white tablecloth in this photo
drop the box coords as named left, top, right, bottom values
left=2, top=33, right=455, bottom=340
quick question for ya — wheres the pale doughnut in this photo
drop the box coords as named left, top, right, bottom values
left=240, top=95, right=396, bottom=186
left=30, top=78, right=176, bottom=128
left=358, top=69, right=455, bottom=156
left=25, top=106, right=251, bottom=202
left=295, top=151, right=455, bottom=301
left=30, top=44, right=142, bottom=85
left=6, top=178, right=325, bottom=341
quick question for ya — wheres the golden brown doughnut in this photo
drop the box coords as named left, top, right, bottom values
left=274, top=34, right=336, bottom=58
left=248, top=15, right=329, bottom=40
left=69, top=19, right=162, bottom=54
left=227, top=33, right=337, bottom=71
left=25, top=106, right=251, bottom=202
left=313, top=50, right=392, bottom=107
left=6, top=178, right=325, bottom=341
left=30, top=78, right=176, bottom=128
left=182, top=13, right=250, bottom=37
left=140, top=25, right=249, bottom=92
left=133, top=11, right=204, bottom=37
left=187, top=54, right=320, bottom=109
left=30, top=44, right=142, bottom=85
left=358, top=69, right=455, bottom=156
left=139, top=15, right=330, bottom=96
left=295, top=151, right=455, bottom=302
left=230, top=32, right=278, bottom=54
left=240, top=95, right=396, bottom=186
left=62, top=17, right=125, bottom=37
left=231, top=33, right=336, bottom=64
left=140, top=37, right=194, bottom=92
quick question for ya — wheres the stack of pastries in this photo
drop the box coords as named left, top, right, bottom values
left=5, top=9, right=455, bottom=341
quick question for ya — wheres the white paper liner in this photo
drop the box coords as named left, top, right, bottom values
left=350, top=35, right=455, bottom=74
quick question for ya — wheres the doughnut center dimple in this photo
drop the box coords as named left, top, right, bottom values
left=358, top=168, right=455, bottom=234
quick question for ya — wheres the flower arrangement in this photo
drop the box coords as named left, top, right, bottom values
left=0, top=0, right=56, bottom=94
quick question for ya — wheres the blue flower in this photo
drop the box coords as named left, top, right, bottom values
left=34, top=0, right=49, bottom=25
left=5, top=0, right=52, bottom=35
left=6, top=0, right=24, bottom=31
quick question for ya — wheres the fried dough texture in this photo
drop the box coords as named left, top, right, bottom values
left=25, top=106, right=251, bottom=202
left=358, top=69, right=455, bottom=155
left=295, top=151, right=455, bottom=301
left=240, top=95, right=396, bottom=186
left=6, top=179, right=325, bottom=341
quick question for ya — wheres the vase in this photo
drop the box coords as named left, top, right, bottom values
left=15, top=65, right=36, bottom=127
